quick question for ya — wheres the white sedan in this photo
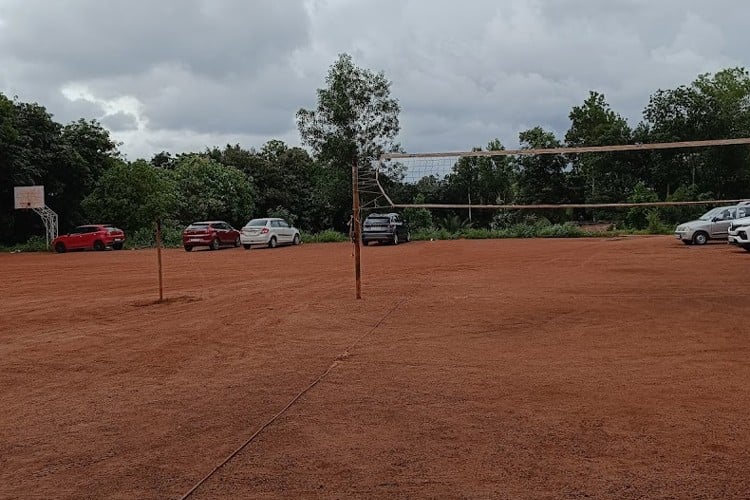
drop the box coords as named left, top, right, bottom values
left=240, top=218, right=301, bottom=249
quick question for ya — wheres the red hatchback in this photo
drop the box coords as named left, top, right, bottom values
left=52, top=224, right=126, bottom=253
left=182, top=221, right=241, bottom=251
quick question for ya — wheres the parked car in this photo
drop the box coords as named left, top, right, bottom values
left=52, top=224, right=125, bottom=253
left=240, top=218, right=301, bottom=249
left=182, top=221, right=240, bottom=251
left=674, top=204, right=746, bottom=245
left=727, top=215, right=750, bottom=251
left=362, top=212, right=410, bottom=245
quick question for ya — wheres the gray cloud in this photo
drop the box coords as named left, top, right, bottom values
left=100, top=111, right=138, bottom=131
left=1, top=0, right=748, bottom=159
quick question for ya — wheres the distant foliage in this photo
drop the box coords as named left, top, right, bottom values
left=4, top=62, right=750, bottom=246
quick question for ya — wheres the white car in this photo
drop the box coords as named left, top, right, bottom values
left=240, top=218, right=301, bottom=249
left=727, top=217, right=750, bottom=251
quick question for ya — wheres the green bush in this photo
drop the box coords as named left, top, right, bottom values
left=0, top=235, right=50, bottom=252
left=301, top=229, right=348, bottom=243
left=411, top=223, right=588, bottom=241
left=127, top=223, right=183, bottom=249
left=646, top=210, right=671, bottom=235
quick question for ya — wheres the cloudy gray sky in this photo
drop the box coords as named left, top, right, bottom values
left=1, top=0, right=747, bottom=160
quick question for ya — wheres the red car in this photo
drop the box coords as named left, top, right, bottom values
left=182, top=221, right=241, bottom=251
left=52, top=224, right=126, bottom=253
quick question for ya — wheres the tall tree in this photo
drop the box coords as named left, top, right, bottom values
left=643, top=68, right=750, bottom=198
left=297, top=53, right=400, bottom=229
left=565, top=91, right=634, bottom=204
left=82, top=159, right=177, bottom=231
left=172, top=155, right=255, bottom=228
left=515, top=127, right=569, bottom=221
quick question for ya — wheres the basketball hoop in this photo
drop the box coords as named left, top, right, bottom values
left=14, top=186, right=58, bottom=248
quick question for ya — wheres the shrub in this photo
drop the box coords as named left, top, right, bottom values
left=0, top=235, right=49, bottom=252
left=127, top=222, right=183, bottom=249
left=301, top=230, right=348, bottom=243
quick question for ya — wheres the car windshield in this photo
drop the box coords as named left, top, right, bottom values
left=245, top=219, right=267, bottom=227
left=187, top=223, right=209, bottom=229
left=366, top=217, right=390, bottom=224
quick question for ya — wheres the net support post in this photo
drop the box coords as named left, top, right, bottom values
left=352, top=158, right=362, bottom=300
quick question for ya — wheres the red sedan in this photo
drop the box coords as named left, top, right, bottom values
left=52, top=224, right=126, bottom=253
left=182, top=221, right=241, bottom=251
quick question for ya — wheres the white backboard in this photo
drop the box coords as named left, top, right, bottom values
left=14, top=186, right=45, bottom=209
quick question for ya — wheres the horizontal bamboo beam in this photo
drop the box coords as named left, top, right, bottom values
left=381, top=137, right=750, bottom=160
left=392, top=199, right=748, bottom=210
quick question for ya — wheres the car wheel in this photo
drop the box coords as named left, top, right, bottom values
left=268, top=236, right=277, bottom=248
left=405, top=231, right=411, bottom=243
left=210, top=238, right=220, bottom=251
left=243, top=244, right=252, bottom=250
left=54, top=242, right=66, bottom=253
left=234, top=236, right=241, bottom=248
left=692, top=231, right=709, bottom=245
left=362, top=240, right=369, bottom=246
left=742, top=244, right=750, bottom=252
left=184, top=245, right=193, bottom=252
left=93, top=240, right=105, bottom=251
left=392, top=233, right=399, bottom=245
left=112, top=242, right=123, bottom=250
left=292, top=234, right=300, bottom=245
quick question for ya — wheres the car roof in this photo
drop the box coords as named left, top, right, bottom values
left=191, top=221, right=225, bottom=224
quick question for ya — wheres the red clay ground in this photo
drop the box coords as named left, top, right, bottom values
left=1, top=237, right=749, bottom=499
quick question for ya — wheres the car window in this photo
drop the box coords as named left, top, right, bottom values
left=366, top=217, right=390, bottom=224
left=279, top=220, right=289, bottom=228
left=246, top=219, right=267, bottom=227
left=699, top=207, right=728, bottom=220
left=187, top=223, right=209, bottom=230
left=214, top=223, right=227, bottom=230
left=717, top=209, right=733, bottom=221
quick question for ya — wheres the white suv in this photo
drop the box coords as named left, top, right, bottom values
left=727, top=217, right=750, bottom=251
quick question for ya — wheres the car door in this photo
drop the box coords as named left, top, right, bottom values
left=711, top=208, right=735, bottom=238
left=77, top=226, right=96, bottom=249
left=65, top=227, right=84, bottom=249
left=392, top=215, right=404, bottom=239
left=216, top=222, right=230, bottom=244
left=270, top=220, right=285, bottom=243
left=279, top=220, right=293, bottom=243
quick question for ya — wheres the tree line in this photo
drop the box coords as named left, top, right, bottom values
left=2, top=55, right=750, bottom=245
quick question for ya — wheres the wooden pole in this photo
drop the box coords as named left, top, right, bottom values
left=352, top=158, right=362, bottom=300
left=156, top=218, right=164, bottom=302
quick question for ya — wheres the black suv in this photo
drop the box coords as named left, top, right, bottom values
left=362, top=213, right=410, bottom=245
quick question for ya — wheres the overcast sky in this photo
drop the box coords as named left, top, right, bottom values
left=1, top=0, right=748, bottom=160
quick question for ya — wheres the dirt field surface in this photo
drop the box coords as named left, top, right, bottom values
left=2, top=237, right=749, bottom=499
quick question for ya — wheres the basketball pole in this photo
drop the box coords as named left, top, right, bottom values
left=156, top=218, right=164, bottom=302
left=352, top=158, right=362, bottom=300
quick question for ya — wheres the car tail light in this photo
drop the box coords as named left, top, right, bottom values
left=261, top=227, right=269, bottom=234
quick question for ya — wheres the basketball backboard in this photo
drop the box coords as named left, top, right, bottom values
left=14, top=186, right=45, bottom=209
